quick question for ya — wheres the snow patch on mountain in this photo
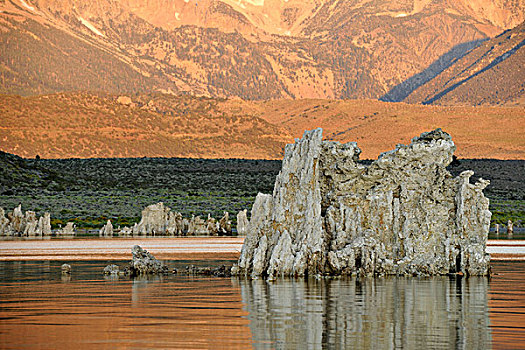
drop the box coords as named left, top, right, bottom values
left=20, top=0, right=35, bottom=12
left=78, top=17, right=105, bottom=37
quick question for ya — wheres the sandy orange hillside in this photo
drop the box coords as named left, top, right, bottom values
left=229, top=99, right=525, bottom=159
left=1, top=93, right=524, bottom=160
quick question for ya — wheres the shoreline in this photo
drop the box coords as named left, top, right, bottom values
left=0, top=237, right=244, bottom=261
left=0, top=238, right=523, bottom=261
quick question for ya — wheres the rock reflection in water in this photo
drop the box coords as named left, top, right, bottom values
left=237, top=276, right=491, bottom=349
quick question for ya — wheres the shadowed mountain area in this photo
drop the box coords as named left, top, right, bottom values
left=380, top=39, right=486, bottom=102
left=405, top=21, right=525, bottom=106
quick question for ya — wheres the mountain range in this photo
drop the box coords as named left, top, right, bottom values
left=1, top=0, right=524, bottom=104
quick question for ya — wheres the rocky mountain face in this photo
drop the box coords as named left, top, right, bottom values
left=1, top=0, right=523, bottom=101
left=405, top=21, right=525, bottom=106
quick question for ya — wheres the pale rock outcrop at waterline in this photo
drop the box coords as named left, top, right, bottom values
left=61, top=263, right=72, bottom=274
left=237, top=209, right=249, bottom=236
left=0, top=205, right=52, bottom=236
left=57, top=222, right=76, bottom=235
left=130, top=245, right=168, bottom=275
left=99, top=219, right=113, bottom=237
left=121, top=202, right=235, bottom=236
left=104, top=245, right=168, bottom=276
left=219, top=212, right=232, bottom=235
left=233, top=128, right=491, bottom=278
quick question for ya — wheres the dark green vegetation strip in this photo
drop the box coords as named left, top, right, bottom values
left=447, top=159, right=525, bottom=233
left=0, top=151, right=523, bottom=230
left=0, top=151, right=280, bottom=229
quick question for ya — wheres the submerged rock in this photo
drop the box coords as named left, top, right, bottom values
left=129, top=245, right=168, bottom=276
left=103, top=264, right=121, bottom=275
left=61, top=263, right=71, bottom=274
left=233, top=129, right=491, bottom=278
left=185, top=264, right=232, bottom=277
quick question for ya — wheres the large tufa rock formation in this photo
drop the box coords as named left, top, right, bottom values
left=0, top=205, right=52, bottom=236
left=233, top=129, right=491, bottom=278
left=132, top=202, right=172, bottom=235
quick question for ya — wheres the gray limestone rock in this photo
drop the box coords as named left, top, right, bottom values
left=237, top=209, right=249, bottom=236
left=103, top=246, right=167, bottom=277
left=120, top=226, right=133, bottom=236
left=10, top=204, right=24, bottom=233
left=61, top=263, right=71, bottom=274
left=0, top=208, right=8, bottom=235
left=39, top=213, right=52, bottom=236
left=0, top=206, right=52, bottom=236
left=233, top=128, right=491, bottom=277
left=129, top=245, right=168, bottom=276
left=133, top=202, right=170, bottom=235
left=188, top=215, right=209, bottom=235
left=103, top=264, right=120, bottom=275
left=23, top=211, right=38, bottom=236
left=58, top=222, right=76, bottom=236
left=206, top=214, right=219, bottom=236
left=218, top=212, right=232, bottom=235
left=124, top=202, right=222, bottom=236
left=99, top=220, right=114, bottom=237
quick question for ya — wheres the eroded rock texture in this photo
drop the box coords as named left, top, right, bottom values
left=122, top=202, right=233, bottom=236
left=99, top=220, right=114, bottom=237
left=103, top=245, right=168, bottom=277
left=0, top=205, right=52, bottom=236
left=129, top=245, right=168, bottom=275
left=233, top=129, right=491, bottom=278
left=237, top=209, right=249, bottom=235
left=57, top=222, right=76, bottom=236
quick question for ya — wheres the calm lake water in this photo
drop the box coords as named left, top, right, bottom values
left=0, top=260, right=524, bottom=349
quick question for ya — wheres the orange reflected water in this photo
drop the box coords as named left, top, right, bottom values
left=0, top=261, right=524, bottom=349
left=489, top=262, right=525, bottom=349
left=0, top=261, right=252, bottom=349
